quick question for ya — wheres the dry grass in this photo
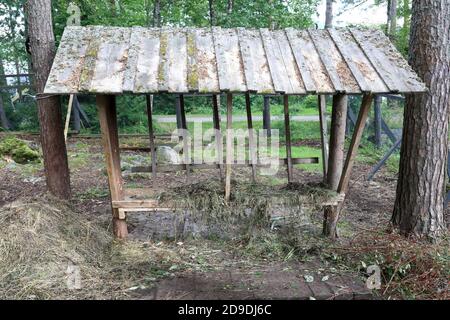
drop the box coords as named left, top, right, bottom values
left=159, top=179, right=335, bottom=226
left=0, top=194, right=179, bottom=299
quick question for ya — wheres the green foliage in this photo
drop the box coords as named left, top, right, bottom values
left=0, top=136, right=40, bottom=164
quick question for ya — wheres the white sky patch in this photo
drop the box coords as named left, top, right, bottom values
left=314, top=0, right=388, bottom=28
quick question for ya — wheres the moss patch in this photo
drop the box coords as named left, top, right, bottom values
left=0, top=136, right=40, bottom=164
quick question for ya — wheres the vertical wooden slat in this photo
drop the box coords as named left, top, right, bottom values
left=263, top=96, right=271, bottom=137
left=96, top=95, right=127, bottom=239
left=373, top=95, right=382, bottom=148
left=245, top=93, right=257, bottom=182
left=283, top=95, right=293, bottom=183
left=179, top=94, right=190, bottom=178
left=318, top=95, right=329, bottom=181
left=225, top=93, right=233, bottom=201
left=212, top=94, right=224, bottom=179
left=237, top=28, right=274, bottom=94
left=146, top=94, right=157, bottom=179
left=337, top=94, right=374, bottom=194
left=212, top=27, right=247, bottom=92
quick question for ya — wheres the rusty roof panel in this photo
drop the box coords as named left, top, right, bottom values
left=44, top=26, right=427, bottom=95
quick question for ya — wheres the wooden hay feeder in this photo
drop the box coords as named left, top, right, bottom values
left=44, top=26, right=426, bottom=238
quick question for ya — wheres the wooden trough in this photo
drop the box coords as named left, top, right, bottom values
left=44, top=26, right=426, bottom=238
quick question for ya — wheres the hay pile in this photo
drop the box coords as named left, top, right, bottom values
left=159, top=179, right=336, bottom=230
left=0, top=195, right=152, bottom=299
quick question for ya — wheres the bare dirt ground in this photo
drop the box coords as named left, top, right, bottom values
left=0, top=135, right=448, bottom=300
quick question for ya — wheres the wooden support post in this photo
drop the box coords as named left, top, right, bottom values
left=97, top=95, right=127, bottom=239
left=327, top=94, right=348, bottom=190
left=283, top=95, right=293, bottom=183
left=225, top=93, right=233, bottom=201
left=72, top=95, right=81, bottom=132
left=323, top=94, right=373, bottom=239
left=318, top=95, right=329, bottom=182
left=263, top=96, right=271, bottom=137
left=64, top=94, right=74, bottom=142
left=175, top=95, right=183, bottom=135
left=212, top=94, right=224, bottom=180
left=146, top=94, right=157, bottom=179
left=245, top=93, right=257, bottom=182
left=179, top=94, right=190, bottom=178
left=338, top=94, right=374, bottom=194
left=374, top=95, right=382, bottom=148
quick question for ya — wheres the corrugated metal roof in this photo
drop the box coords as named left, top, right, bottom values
left=44, top=26, right=427, bottom=95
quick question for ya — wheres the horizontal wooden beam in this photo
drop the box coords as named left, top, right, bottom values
left=112, top=199, right=160, bottom=208
left=131, top=157, right=319, bottom=173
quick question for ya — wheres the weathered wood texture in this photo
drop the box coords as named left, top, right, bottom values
left=97, top=95, right=127, bottom=239
left=318, top=95, right=328, bottom=181
left=327, top=94, right=348, bottom=190
left=45, top=27, right=426, bottom=95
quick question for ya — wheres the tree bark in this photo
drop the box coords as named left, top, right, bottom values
left=0, top=58, right=10, bottom=130
left=208, top=0, right=215, bottom=27
left=387, top=0, right=398, bottom=41
left=153, top=0, right=161, bottom=27
left=325, top=0, right=333, bottom=29
left=25, top=0, right=71, bottom=199
left=227, top=0, right=233, bottom=14
left=392, top=0, right=450, bottom=240
left=326, top=94, right=348, bottom=190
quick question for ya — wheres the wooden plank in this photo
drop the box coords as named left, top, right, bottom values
left=179, top=94, right=190, bottom=177
left=194, top=29, right=220, bottom=93
left=328, top=29, right=388, bottom=93
left=44, top=26, right=91, bottom=94
left=122, top=27, right=140, bottom=92
left=245, top=93, right=257, bottom=181
left=186, top=28, right=198, bottom=92
left=132, top=28, right=160, bottom=93
left=318, top=95, right=328, bottom=181
left=212, top=95, right=224, bottom=179
left=284, top=95, right=293, bottom=183
left=131, top=157, right=319, bottom=172
left=89, top=27, right=131, bottom=93
left=350, top=28, right=426, bottom=93
left=225, top=93, right=233, bottom=201
left=237, top=28, right=274, bottom=94
left=146, top=95, right=157, bottom=178
left=308, top=29, right=360, bottom=94
left=112, top=199, right=160, bottom=208
left=337, top=94, right=374, bottom=194
left=212, top=27, right=247, bottom=92
left=64, top=94, right=74, bottom=142
left=96, top=95, right=127, bottom=238
left=158, top=28, right=188, bottom=93
left=271, top=29, right=306, bottom=94
left=78, top=27, right=103, bottom=92
left=260, top=29, right=293, bottom=94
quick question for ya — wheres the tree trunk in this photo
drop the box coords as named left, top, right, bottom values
left=325, top=0, right=333, bottom=29
left=25, top=0, right=71, bottom=199
left=392, top=0, right=450, bottom=240
left=326, top=94, right=348, bottom=190
left=387, top=0, right=398, bottom=41
left=0, top=58, right=10, bottom=130
left=153, top=0, right=161, bottom=27
left=208, top=0, right=215, bottom=27
left=227, top=0, right=233, bottom=14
